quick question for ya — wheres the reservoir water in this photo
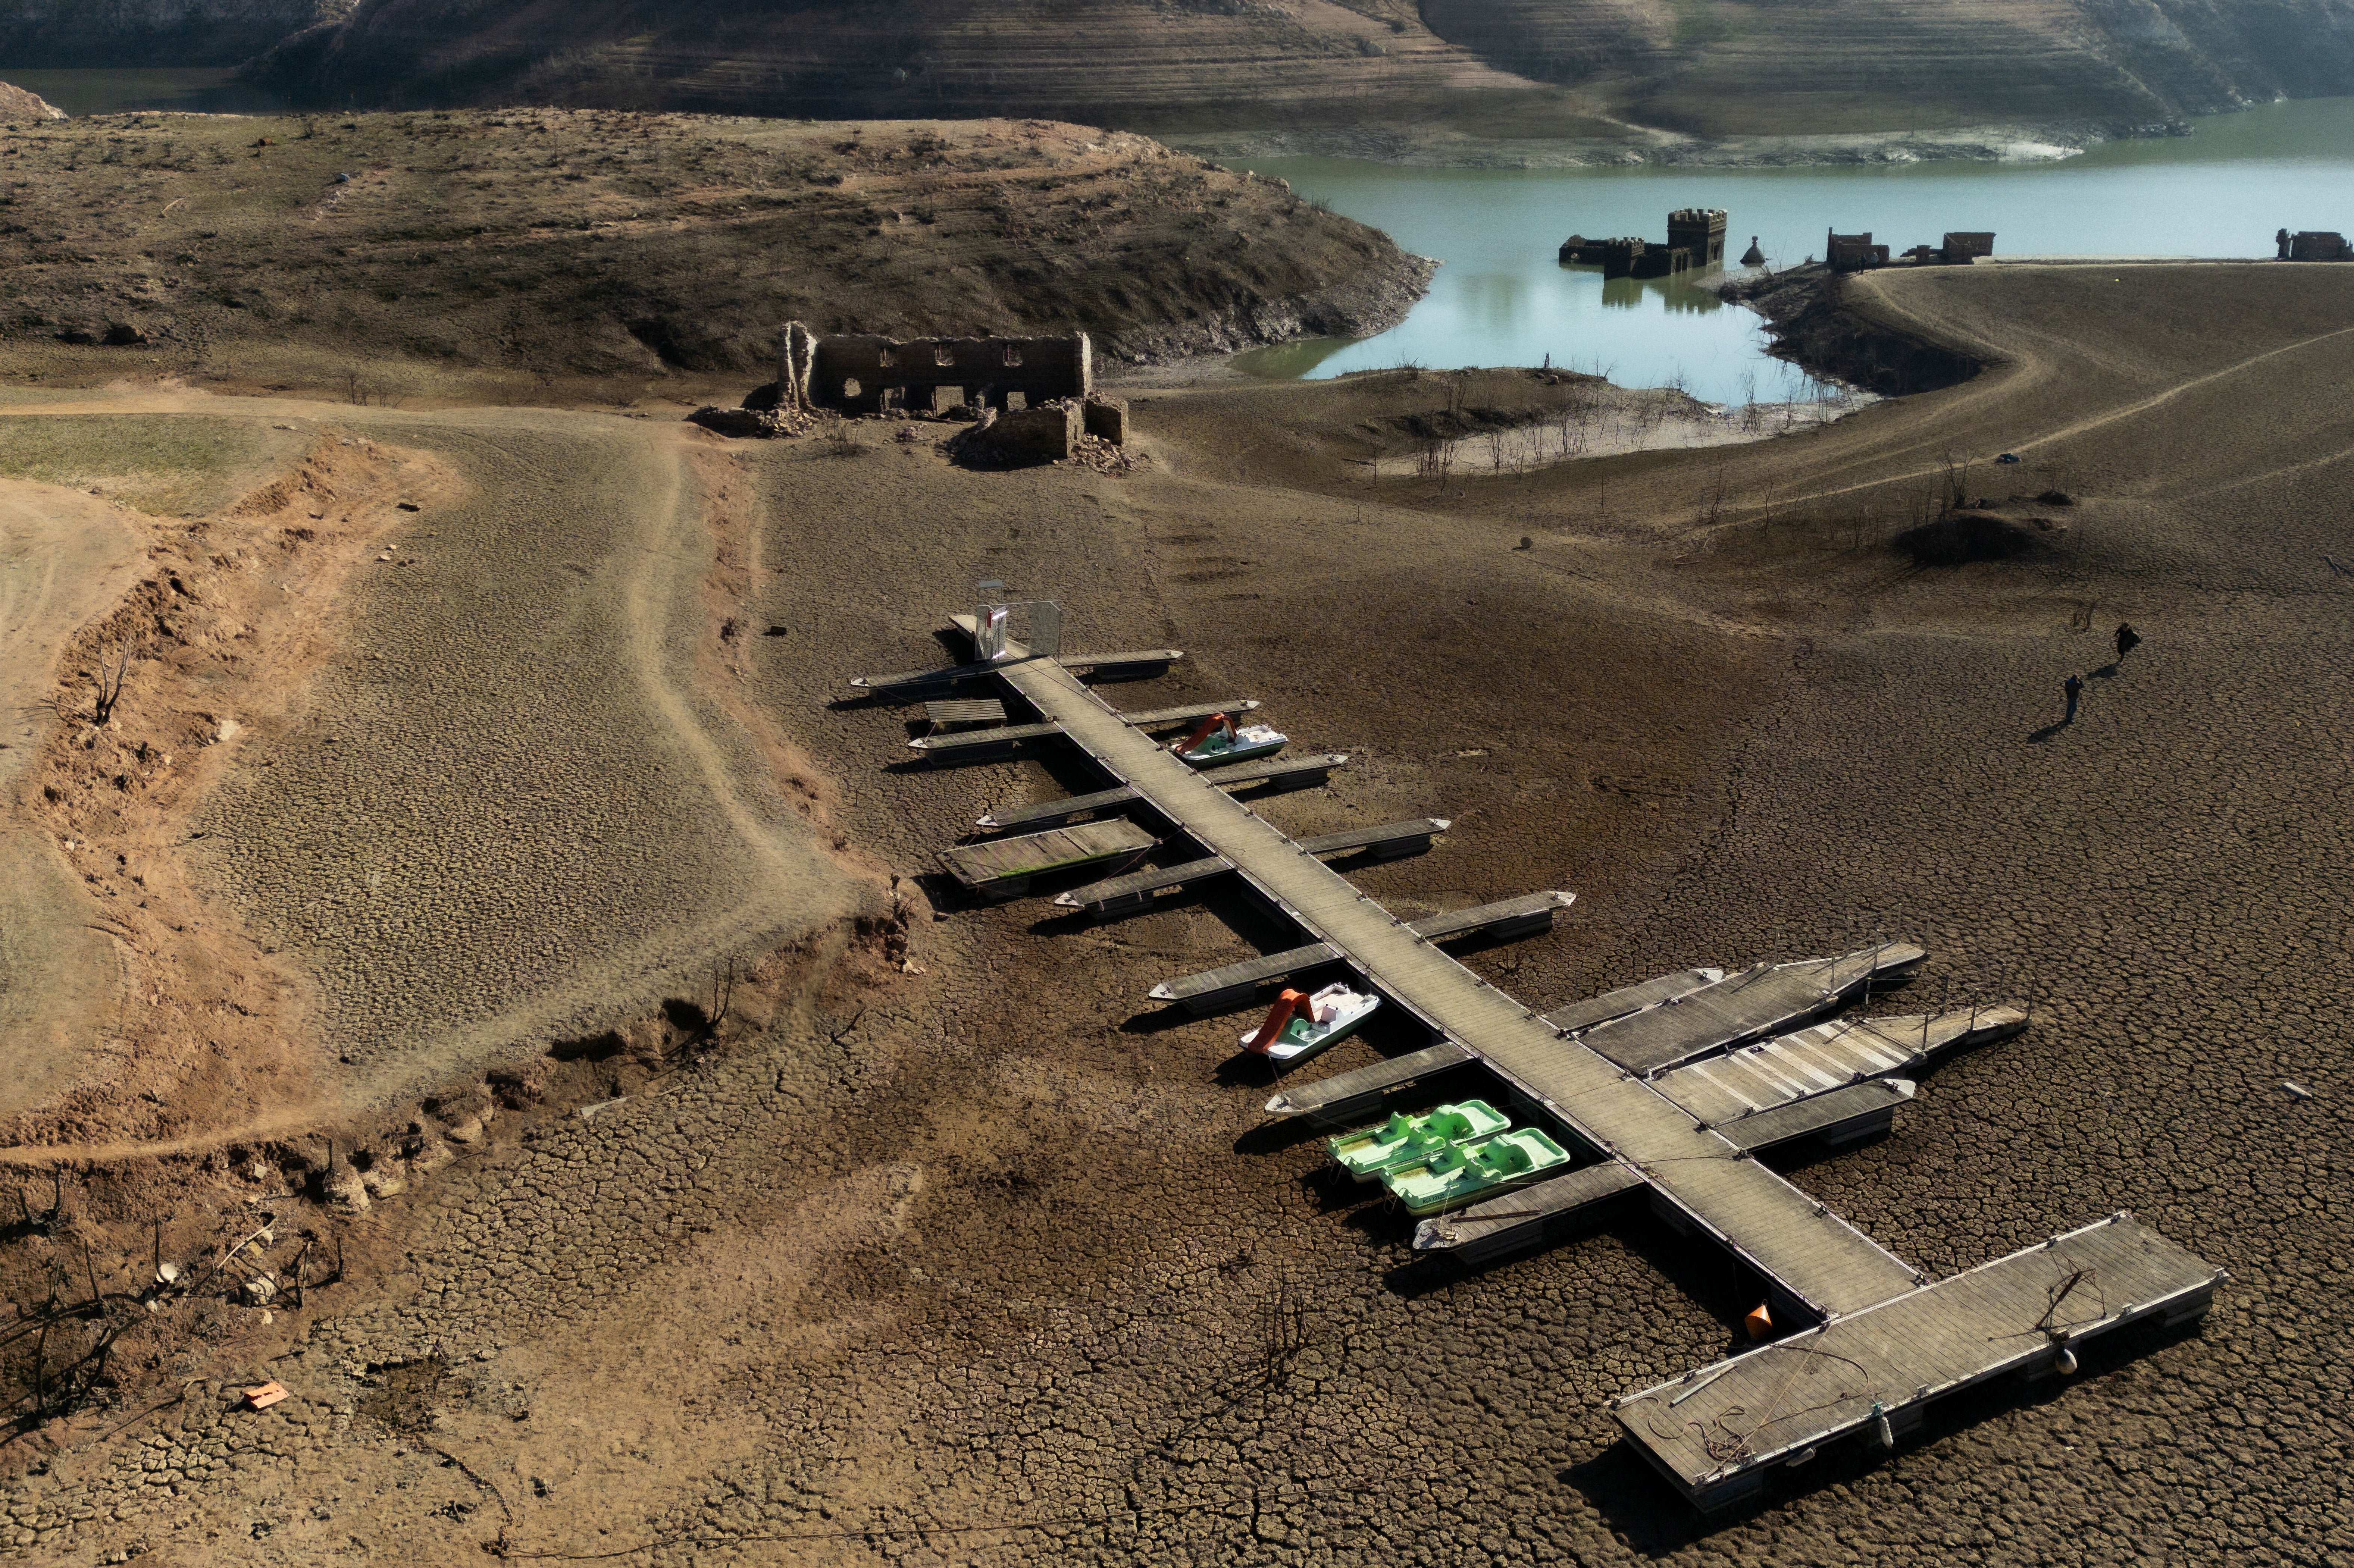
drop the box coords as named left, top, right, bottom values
left=0, top=68, right=291, bottom=117
left=1231, top=97, right=2354, bottom=402
left=8, top=70, right=2350, bottom=403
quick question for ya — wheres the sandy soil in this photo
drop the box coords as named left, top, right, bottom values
left=0, top=262, right=2347, bottom=1566
left=0, top=481, right=144, bottom=1112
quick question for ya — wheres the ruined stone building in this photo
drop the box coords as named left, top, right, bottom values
left=1827, top=231, right=1893, bottom=272
left=1830, top=228, right=1992, bottom=272
left=778, top=322, right=1092, bottom=414
left=1667, top=208, right=1728, bottom=265
left=1558, top=209, right=1729, bottom=280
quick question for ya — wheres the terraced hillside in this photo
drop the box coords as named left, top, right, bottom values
left=235, top=0, right=2354, bottom=142
left=1424, top=0, right=2354, bottom=134
left=0, top=0, right=340, bottom=66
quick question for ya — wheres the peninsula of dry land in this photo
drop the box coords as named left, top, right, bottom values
left=0, top=110, right=1428, bottom=396
left=0, top=120, right=2343, bottom=1568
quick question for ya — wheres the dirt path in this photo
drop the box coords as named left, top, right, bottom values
left=0, top=392, right=861, bottom=1148
left=0, top=481, right=144, bottom=1114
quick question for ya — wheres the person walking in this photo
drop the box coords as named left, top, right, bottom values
left=2115, top=622, right=2141, bottom=662
left=2063, top=672, right=2085, bottom=722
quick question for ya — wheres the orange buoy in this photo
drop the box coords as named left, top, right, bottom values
left=1744, top=1302, right=1773, bottom=1341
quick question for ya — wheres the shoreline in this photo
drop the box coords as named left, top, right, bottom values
left=1163, top=119, right=2170, bottom=171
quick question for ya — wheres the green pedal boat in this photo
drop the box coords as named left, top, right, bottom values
left=1383, top=1128, right=1572, bottom=1216
left=1327, top=1100, right=1511, bottom=1182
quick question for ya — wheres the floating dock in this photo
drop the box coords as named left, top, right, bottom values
left=1118, top=699, right=1261, bottom=728
left=1614, top=1212, right=2223, bottom=1511
left=1054, top=818, right=1450, bottom=920
left=1157, top=890, right=1575, bottom=1015
left=1578, top=947, right=1926, bottom=1076
left=855, top=612, right=2217, bottom=1512
left=1651, top=1006, right=2026, bottom=1127
left=936, top=819, right=1155, bottom=900
left=974, top=753, right=1351, bottom=834
left=906, top=721, right=1066, bottom=760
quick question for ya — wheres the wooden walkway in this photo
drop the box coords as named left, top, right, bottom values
left=871, top=620, right=2217, bottom=1512
left=955, top=620, right=1925, bottom=1320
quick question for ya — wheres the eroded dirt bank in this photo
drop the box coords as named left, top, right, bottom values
left=0, top=264, right=2348, bottom=1565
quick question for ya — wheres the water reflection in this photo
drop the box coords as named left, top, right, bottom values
left=1585, top=266, right=1725, bottom=314
left=1230, top=95, right=2354, bottom=403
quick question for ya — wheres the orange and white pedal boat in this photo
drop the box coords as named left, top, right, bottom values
left=1240, top=982, right=1380, bottom=1066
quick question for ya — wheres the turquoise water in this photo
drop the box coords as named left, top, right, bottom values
left=1231, top=97, right=2354, bottom=401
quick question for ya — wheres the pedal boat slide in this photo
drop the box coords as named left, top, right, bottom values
left=1241, top=983, right=1380, bottom=1065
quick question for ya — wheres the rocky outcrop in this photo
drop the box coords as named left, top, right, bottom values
left=0, top=0, right=351, bottom=68
left=0, top=79, right=65, bottom=120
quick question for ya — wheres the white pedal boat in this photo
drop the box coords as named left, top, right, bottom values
left=1174, top=716, right=1287, bottom=769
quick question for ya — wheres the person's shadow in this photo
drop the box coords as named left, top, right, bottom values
left=2030, top=711, right=2077, bottom=742
left=2090, top=661, right=2122, bottom=679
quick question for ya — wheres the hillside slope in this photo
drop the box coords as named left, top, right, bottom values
left=237, top=0, right=2354, bottom=142
left=0, top=112, right=1431, bottom=386
left=247, top=0, right=1615, bottom=138
left=1423, top=0, right=2354, bottom=134
left=0, top=0, right=348, bottom=67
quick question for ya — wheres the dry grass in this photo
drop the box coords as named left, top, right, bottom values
left=0, top=109, right=1424, bottom=396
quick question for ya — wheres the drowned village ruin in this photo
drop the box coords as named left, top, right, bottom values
left=1561, top=208, right=1730, bottom=280
left=697, top=322, right=1129, bottom=464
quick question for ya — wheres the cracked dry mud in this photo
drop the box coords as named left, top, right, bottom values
left=0, top=263, right=2348, bottom=1567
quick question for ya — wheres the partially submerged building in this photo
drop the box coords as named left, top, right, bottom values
left=2281, top=228, right=2353, bottom=260
left=1560, top=209, right=1728, bottom=280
